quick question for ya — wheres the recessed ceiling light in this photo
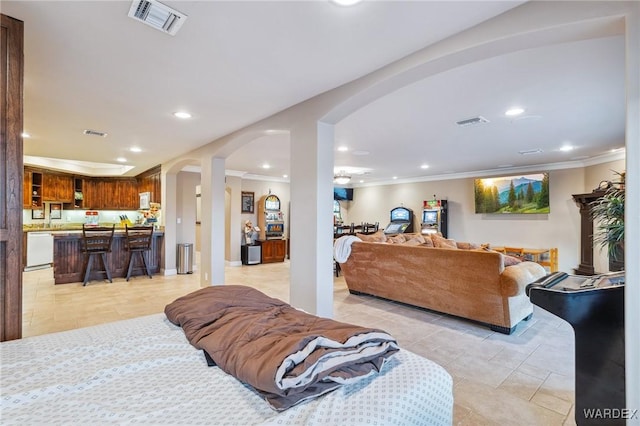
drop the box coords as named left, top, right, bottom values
left=331, top=0, right=363, bottom=6
left=420, top=164, right=429, bottom=169
left=560, top=145, right=574, bottom=152
left=359, top=179, right=364, bottom=183
left=282, top=174, right=288, bottom=178
left=392, top=176, right=398, bottom=180
left=116, top=157, right=127, bottom=162
left=337, top=146, right=348, bottom=152
left=505, top=107, right=525, bottom=116
left=130, top=147, right=142, bottom=153
left=21, top=132, right=31, bottom=138
left=173, top=111, right=192, bottom=119
left=262, top=163, right=271, bottom=169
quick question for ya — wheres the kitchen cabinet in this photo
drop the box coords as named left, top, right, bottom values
left=137, top=165, right=161, bottom=204
left=27, top=171, right=43, bottom=209
left=258, top=239, right=286, bottom=264
left=40, top=172, right=73, bottom=203
left=116, top=179, right=139, bottom=209
left=22, top=165, right=160, bottom=210
left=23, top=170, right=32, bottom=208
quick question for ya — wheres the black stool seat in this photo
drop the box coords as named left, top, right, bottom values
left=81, top=225, right=115, bottom=286
left=125, top=225, right=154, bottom=281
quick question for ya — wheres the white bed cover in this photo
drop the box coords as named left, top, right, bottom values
left=1, top=314, right=452, bottom=425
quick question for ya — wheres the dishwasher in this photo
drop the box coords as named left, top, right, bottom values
left=26, top=232, right=54, bottom=271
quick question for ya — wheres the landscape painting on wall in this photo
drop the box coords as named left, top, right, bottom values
left=474, top=173, right=550, bottom=214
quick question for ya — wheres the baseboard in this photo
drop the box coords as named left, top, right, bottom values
left=23, top=264, right=52, bottom=272
left=227, top=260, right=242, bottom=267
left=162, top=268, right=177, bottom=276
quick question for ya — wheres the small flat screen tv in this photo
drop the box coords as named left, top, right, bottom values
left=474, top=172, right=550, bottom=214
left=333, top=187, right=353, bottom=201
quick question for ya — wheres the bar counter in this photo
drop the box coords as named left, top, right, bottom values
left=52, top=229, right=164, bottom=284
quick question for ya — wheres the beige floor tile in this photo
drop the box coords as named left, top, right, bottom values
left=499, top=370, right=546, bottom=401
left=455, top=380, right=567, bottom=426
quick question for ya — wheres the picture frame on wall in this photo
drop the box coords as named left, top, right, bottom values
left=50, top=203, right=62, bottom=219
left=139, top=192, right=151, bottom=210
left=32, top=209, right=44, bottom=219
left=241, top=191, right=254, bottom=214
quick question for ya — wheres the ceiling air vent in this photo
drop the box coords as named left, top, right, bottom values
left=128, top=0, right=187, bottom=36
left=83, top=129, right=108, bottom=137
left=456, top=116, right=489, bottom=127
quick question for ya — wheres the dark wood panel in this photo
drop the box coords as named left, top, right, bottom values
left=52, top=232, right=164, bottom=284
left=258, top=239, right=286, bottom=264
left=1, top=14, right=24, bottom=341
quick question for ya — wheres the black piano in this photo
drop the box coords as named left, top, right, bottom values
left=526, top=271, right=626, bottom=425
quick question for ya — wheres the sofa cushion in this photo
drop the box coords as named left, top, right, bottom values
left=403, top=233, right=426, bottom=244
left=502, top=254, right=523, bottom=266
left=387, top=234, right=407, bottom=244
left=402, top=238, right=423, bottom=246
left=431, top=234, right=457, bottom=249
left=456, top=241, right=481, bottom=250
left=356, top=230, right=387, bottom=243
left=422, top=237, right=434, bottom=247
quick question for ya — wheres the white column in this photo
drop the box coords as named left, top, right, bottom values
left=199, top=156, right=226, bottom=285
left=289, top=120, right=334, bottom=318
left=161, top=171, right=177, bottom=275
left=211, top=157, right=226, bottom=284
left=226, top=175, right=243, bottom=266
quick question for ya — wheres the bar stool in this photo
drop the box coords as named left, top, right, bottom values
left=125, top=225, right=154, bottom=281
left=81, top=225, right=115, bottom=286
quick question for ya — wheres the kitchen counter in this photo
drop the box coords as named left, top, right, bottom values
left=52, top=230, right=164, bottom=284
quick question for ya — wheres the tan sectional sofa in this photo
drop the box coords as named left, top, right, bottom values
left=339, top=238, right=547, bottom=334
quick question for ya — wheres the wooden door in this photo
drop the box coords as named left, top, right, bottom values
left=1, top=13, right=24, bottom=341
left=42, top=172, right=57, bottom=201
left=56, top=174, right=73, bottom=202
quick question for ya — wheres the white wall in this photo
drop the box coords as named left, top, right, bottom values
left=347, top=164, right=620, bottom=274
left=239, top=180, right=291, bottom=240
left=176, top=172, right=200, bottom=269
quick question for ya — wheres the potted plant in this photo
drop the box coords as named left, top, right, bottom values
left=591, top=171, right=625, bottom=271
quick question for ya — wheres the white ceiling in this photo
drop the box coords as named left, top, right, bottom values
left=2, top=1, right=625, bottom=184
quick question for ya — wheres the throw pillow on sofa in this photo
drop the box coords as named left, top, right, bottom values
left=456, top=241, right=481, bottom=250
left=387, top=234, right=407, bottom=244
left=502, top=254, right=523, bottom=266
left=431, top=234, right=457, bottom=249
left=356, top=230, right=387, bottom=243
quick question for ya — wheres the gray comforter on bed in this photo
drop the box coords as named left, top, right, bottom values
left=164, top=285, right=399, bottom=411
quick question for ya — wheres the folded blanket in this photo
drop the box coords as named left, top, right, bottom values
left=333, top=235, right=362, bottom=263
left=165, top=285, right=399, bottom=411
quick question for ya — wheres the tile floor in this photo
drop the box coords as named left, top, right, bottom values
left=20, top=259, right=576, bottom=425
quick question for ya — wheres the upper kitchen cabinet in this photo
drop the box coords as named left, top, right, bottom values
left=42, top=173, right=73, bottom=202
left=82, top=178, right=138, bottom=210
left=137, top=165, right=161, bottom=204
left=23, top=170, right=42, bottom=209
left=23, top=170, right=33, bottom=208
left=22, top=165, right=161, bottom=210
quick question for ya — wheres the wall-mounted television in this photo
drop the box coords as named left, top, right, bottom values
left=333, top=187, right=353, bottom=201
left=474, top=173, right=549, bottom=214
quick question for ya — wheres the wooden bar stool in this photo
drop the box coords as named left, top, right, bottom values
left=81, top=225, right=115, bottom=286
left=125, top=225, right=154, bottom=281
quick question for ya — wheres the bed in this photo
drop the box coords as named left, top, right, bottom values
left=1, top=286, right=453, bottom=425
